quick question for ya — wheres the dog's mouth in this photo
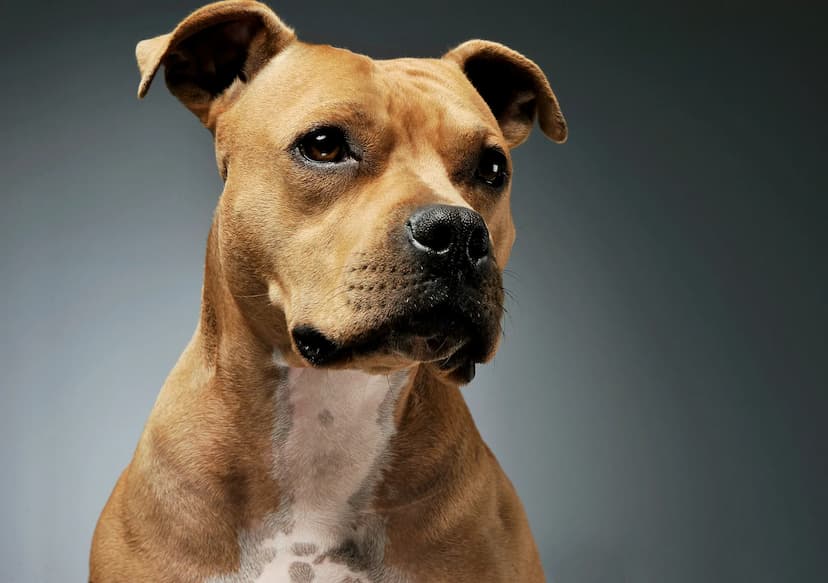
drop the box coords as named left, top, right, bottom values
left=291, top=303, right=494, bottom=384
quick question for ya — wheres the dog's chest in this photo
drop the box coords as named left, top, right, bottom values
left=210, top=364, right=408, bottom=583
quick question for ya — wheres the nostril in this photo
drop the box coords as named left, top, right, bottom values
left=408, top=215, right=455, bottom=254
left=423, top=221, right=454, bottom=253
left=467, top=224, right=490, bottom=262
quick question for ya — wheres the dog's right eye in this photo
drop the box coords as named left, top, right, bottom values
left=298, top=127, right=348, bottom=163
left=475, top=148, right=509, bottom=189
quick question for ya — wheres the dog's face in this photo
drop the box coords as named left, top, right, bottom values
left=137, top=1, right=566, bottom=382
left=218, top=46, right=519, bottom=380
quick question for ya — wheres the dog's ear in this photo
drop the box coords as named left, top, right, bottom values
left=136, top=0, right=295, bottom=125
left=444, top=40, right=567, bottom=147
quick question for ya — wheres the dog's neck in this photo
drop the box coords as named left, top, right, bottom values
left=152, top=223, right=421, bottom=518
left=196, top=218, right=416, bottom=487
left=255, top=361, right=412, bottom=572
left=128, top=284, right=480, bottom=583
left=132, top=224, right=479, bottom=578
left=268, top=362, right=411, bottom=507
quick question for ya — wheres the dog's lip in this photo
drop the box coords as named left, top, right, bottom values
left=292, top=294, right=498, bottom=369
left=291, top=320, right=475, bottom=368
left=394, top=333, right=467, bottom=363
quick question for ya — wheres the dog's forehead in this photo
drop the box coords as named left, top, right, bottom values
left=374, top=56, right=488, bottom=111
left=239, top=42, right=501, bottom=141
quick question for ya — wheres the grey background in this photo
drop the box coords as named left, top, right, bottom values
left=1, top=0, right=826, bottom=581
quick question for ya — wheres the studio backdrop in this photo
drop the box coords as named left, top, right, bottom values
left=1, top=1, right=825, bottom=582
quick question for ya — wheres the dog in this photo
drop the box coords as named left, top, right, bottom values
left=89, top=1, right=566, bottom=581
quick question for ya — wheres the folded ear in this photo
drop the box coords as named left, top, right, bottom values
left=136, top=0, right=295, bottom=125
left=443, top=40, right=567, bottom=147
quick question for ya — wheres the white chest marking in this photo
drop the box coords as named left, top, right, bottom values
left=275, top=366, right=398, bottom=521
left=209, top=358, right=411, bottom=583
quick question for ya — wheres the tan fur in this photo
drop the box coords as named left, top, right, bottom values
left=90, top=2, right=566, bottom=581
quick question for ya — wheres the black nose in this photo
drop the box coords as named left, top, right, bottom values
left=406, top=204, right=490, bottom=265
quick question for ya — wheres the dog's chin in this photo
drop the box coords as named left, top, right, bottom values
left=291, top=307, right=497, bottom=384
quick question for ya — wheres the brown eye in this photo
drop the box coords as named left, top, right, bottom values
left=299, top=127, right=348, bottom=163
left=476, top=148, right=508, bottom=188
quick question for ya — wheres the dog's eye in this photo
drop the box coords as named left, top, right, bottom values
left=299, top=127, right=348, bottom=163
left=476, top=148, right=508, bottom=188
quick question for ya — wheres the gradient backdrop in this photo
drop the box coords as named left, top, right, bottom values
left=1, top=1, right=826, bottom=581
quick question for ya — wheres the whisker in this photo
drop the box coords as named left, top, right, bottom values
left=232, top=291, right=272, bottom=299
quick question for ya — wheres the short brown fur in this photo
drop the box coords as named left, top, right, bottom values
left=91, top=2, right=566, bottom=581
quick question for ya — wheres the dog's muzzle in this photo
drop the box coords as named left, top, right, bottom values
left=292, top=204, right=502, bottom=383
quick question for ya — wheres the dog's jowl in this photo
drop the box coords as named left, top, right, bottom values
left=89, top=1, right=566, bottom=582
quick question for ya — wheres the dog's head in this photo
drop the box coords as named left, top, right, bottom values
left=137, top=0, right=566, bottom=383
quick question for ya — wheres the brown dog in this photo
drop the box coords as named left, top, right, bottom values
left=90, top=1, right=566, bottom=581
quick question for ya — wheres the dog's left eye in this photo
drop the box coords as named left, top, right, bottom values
left=298, top=127, right=348, bottom=163
left=476, top=148, right=508, bottom=188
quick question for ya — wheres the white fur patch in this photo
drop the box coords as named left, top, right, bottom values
left=207, top=355, right=411, bottom=583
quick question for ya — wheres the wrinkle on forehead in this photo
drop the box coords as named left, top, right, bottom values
left=231, top=44, right=381, bottom=130
left=376, top=59, right=502, bottom=149
left=231, top=45, right=504, bottom=158
left=376, top=58, right=486, bottom=110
